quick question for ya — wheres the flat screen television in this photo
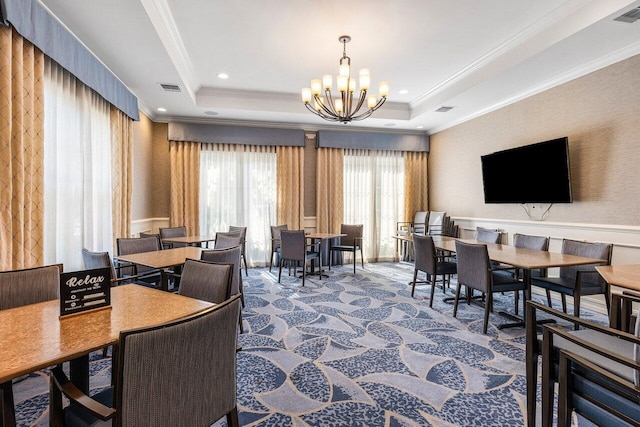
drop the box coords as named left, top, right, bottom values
left=481, top=137, right=572, bottom=203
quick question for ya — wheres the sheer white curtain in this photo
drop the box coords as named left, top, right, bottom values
left=200, top=144, right=276, bottom=266
left=43, top=58, right=113, bottom=271
left=344, top=149, right=405, bottom=262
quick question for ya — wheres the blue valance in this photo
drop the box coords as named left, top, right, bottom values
left=317, top=130, right=429, bottom=152
left=1, top=0, right=139, bottom=120
left=168, top=122, right=305, bottom=147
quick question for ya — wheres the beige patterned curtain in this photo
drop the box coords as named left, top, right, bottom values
left=276, top=146, right=304, bottom=229
left=0, top=26, right=45, bottom=270
left=110, top=105, right=133, bottom=247
left=169, top=141, right=200, bottom=234
left=403, top=151, right=429, bottom=222
left=316, top=147, right=344, bottom=233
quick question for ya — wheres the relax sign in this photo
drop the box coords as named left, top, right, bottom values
left=59, top=267, right=111, bottom=316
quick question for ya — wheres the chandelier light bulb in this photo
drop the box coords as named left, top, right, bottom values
left=301, top=35, right=388, bottom=123
left=378, top=81, right=390, bottom=98
left=322, top=75, right=333, bottom=90
left=337, top=75, right=348, bottom=92
left=359, top=69, right=370, bottom=91
left=310, top=79, right=322, bottom=95
left=349, top=78, right=356, bottom=93
left=301, top=87, right=312, bottom=103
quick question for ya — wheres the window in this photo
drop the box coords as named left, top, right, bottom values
left=43, top=59, right=113, bottom=271
left=343, top=149, right=404, bottom=262
left=199, top=144, right=276, bottom=266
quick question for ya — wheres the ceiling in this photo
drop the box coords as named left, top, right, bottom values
left=38, top=0, right=640, bottom=134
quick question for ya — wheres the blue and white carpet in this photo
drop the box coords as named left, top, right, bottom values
left=15, top=262, right=603, bottom=426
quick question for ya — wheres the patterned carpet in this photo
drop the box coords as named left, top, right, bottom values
left=15, top=262, right=603, bottom=426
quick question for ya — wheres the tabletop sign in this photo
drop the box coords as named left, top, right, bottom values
left=59, top=267, right=111, bottom=317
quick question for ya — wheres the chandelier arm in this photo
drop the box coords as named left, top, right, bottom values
left=305, top=103, right=335, bottom=121
left=306, top=103, right=341, bottom=121
left=351, top=98, right=387, bottom=121
left=350, top=90, right=367, bottom=117
left=320, top=91, right=338, bottom=116
left=351, top=109, right=375, bottom=121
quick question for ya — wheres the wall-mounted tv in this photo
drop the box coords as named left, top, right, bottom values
left=481, top=137, right=572, bottom=204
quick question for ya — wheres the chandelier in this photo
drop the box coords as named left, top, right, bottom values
left=301, top=35, right=389, bottom=123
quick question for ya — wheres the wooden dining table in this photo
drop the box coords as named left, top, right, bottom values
left=0, top=284, right=213, bottom=426
left=596, top=264, right=640, bottom=331
left=394, top=235, right=606, bottom=325
left=305, top=232, right=347, bottom=277
left=114, top=246, right=202, bottom=291
left=161, top=235, right=216, bottom=248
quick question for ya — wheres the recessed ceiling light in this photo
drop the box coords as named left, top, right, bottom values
left=217, top=73, right=229, bottom=79
left=157, top=107, right=167, bottom=112
left=416, top=125, right=424, bottom=129
left=384, top=123, right=396, bottom=127
left=204, top=111, right=219, bottom=116
left=399, top=89, right=408, bottom=95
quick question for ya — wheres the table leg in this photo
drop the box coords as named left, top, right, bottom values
left=1, top=381, right=16, bottom=427
left=69, top=355, right=90, bottom=394
left=160, top=270, right=169, bottom=291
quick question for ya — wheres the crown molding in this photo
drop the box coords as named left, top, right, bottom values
left=428, top=39, right=640, bottom=135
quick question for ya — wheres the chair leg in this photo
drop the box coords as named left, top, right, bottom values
left=453, top=283, right=462, bottom=318
left=514, top=291, right=520, bottom=316
left=353, top=249, right=356, bottom=274
left=242, top=254, right=248, bottom=276
left=238, top=311, right=244, bottom=334
left=429, top=274, right=436, bottom=308
left=318, top=255, right=322, bottom=281
left=561, top=294, right=567, bottom=313
left=269, top=250, right=273, bottom=272
left=411, top=269, right=418, bottom=297
left=227, top=407, right=240, bottom=427
left=483, top=294, right=492, bottom=334
left=360, top=246, right=364, bottom=269
left=302, top=260, right=306, bottom=287
left=278, top=259, right=283, bottom=283
left=573, top=293, right=581, bottom=330
left=546, top=289, right=553, bottom=308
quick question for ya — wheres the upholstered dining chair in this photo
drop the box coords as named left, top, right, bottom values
left=475, top=227, right=502, bottom=244
left=50, top=294, right=242, bottom=427
left=453, top=241, right=526, bottom=334
left=200, top=247, right=245, bottom=331
left=269, top=224, right=288, bottom=272
left=279, top=230, right=321, bottom=287
left=178, top=259, right=234, bottom=304
left=159, top=226, right=187, bottom=249
left=427, top=211, right=446, bottom=236
left=530, top=238, right=612, bottom=320
left=498, top=233, right=551, bottom=316
left=411, top=234, right=457, bottom=307
left=229, top=226, right=248, bottom=275
left=526, top=296, right=640, bottom=427
left=82, top=248, right=144, bottom=286
left=397, top=211, right=428, bottom=236
left=116, top=236, right=162, bottom=288
left=215, top=232, right=243, bottom=251
left=139, top=232, right=162, bottom=250
left=329, top=224, right=364, bottom=274
left=0, top=264, right=61, bottom=427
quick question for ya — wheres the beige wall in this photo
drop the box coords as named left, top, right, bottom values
left=428, top=53, right=640, bottom=226
left=131, top=115, right=170, bottom=222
